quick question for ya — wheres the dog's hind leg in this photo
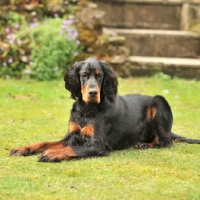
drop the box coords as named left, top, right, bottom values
left=136, top=95, right=174, bottom=150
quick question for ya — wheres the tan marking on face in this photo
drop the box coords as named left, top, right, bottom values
left=81, top=85, right=89, bottom=103
left=81, top=85, right=101, bottom=104
left=96, top=86, right=101, bottom=104
left=95, top=70, right=100, bottom=75
left=69, top=122, right=81, bottom=132
left=81, top=125, right=94, bottom=137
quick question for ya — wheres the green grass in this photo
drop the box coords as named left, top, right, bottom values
left=1, top=76, right=200, bottom=200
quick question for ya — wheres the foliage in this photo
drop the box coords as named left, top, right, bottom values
left=0, top=0, right=81, bottom=80
left=0, top=16, right=81, bottom=80
left=0, top=77, right=200, bottom=199
left=21, top=18, right=80, bottom=80
left=153, top=72, right=171, bottom=81
left=7, top=11, right=25, bottom=26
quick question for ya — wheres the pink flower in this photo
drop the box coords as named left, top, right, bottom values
left=7, top=34, right=12, bottom=39
left=17, top=40, right=22, bottom=44
left=29, top=23, right=38, bottom=29
left=63, top=19, right=74, bottom=25
left=14, top=24, right=19, bottom=29
left=54, top=13, right=59, bottom=18
left=8, top=58, right=13, bottom=63
left=9, top=40, right=14, bottom=44
left=73, top=31, right=78, bottom=38
left=5, top=28, right=10, bottom=33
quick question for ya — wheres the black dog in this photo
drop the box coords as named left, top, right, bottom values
left=10, top=58, right=200, bottom=162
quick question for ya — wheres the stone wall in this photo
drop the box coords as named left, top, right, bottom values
left=93, top=0, right=200, bottom=31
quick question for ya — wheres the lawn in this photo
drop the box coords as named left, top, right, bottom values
left=0, top=76, right=200, bottom=200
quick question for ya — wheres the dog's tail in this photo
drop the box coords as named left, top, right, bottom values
left=169, top=132, right=200, bottom=144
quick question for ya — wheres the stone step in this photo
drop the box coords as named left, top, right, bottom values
left=94, top=0, right=200, bottom=30
left=109, top=56, right=200, bottom=79
left=105, top=28, right=200, bottom=58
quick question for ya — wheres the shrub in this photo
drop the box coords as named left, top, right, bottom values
left=0, top=16, right=81, bottom=80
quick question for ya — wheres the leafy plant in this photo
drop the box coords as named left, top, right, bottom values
left=154, top=72, right=172, bottom=81
left=0, top=17, right=81, bottom=80
left=25, top=18, right=80, bottom=80
left=7, top=11, right=25, bottom=27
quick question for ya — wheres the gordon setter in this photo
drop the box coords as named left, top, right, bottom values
left=10, top=57, right=200, bottom=162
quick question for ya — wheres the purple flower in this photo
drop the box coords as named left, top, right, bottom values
left=54, top=13, right=59, bottom=18
left=76, top=40, right=80, bottom=45
left=8, top=58, right=13, bottom=63
left=29, top=23, right=38, bottom=29
left=7, top=34, right=12, bottom=39
left=9, top=40, right=14, bottom=44
left=17, top=40, right=22, bottom=44
left=73, top=31, right=78, bottom=38
left=3, top=62, right=7, bottom=66
left=14, top=24, right=19, bottom=29
left=5, top=28, right=10, bottom=33
left=63, top=19, right=74, bottom=25
left=7, top=33, right=16, bottom=39
left=33, top=18, right=38, bottom=22
left=66, top=29, right=73, bottom=36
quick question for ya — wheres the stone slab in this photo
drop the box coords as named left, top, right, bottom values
left=106, top=28, right=200, bottom=58
left=128, top=56, right=200, bottom=67
left=109, top=56, right=200, bottom=79
left=94, top=0, right=200, bottom=30
left=95, top=0, right=200, bottom=5
left=94, top=0, right=182, bottom=29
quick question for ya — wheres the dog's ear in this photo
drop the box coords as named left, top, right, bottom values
left=64, top=62, right=81, bottom=100
left=100, top=61, right=118, bottom=103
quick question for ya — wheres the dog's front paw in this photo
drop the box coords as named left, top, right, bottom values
left=10, top=147, right=31, bottom=156
left=135, top=143, right=150, bottom=150
left=37, top=149, right=64, bottom=162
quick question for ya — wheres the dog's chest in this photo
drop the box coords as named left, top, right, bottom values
left=73, top=103, right=99, bottom=126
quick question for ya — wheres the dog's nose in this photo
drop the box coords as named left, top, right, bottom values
left=89, top=89, right=98, bottom=96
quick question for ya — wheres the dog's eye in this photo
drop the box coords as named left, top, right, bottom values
left=81, top=74, right=88, bottom=78
left=97, top=74, right=102, bottom=79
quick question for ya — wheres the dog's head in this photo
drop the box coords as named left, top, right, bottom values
left=64, top=58, right=118, bottom=104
